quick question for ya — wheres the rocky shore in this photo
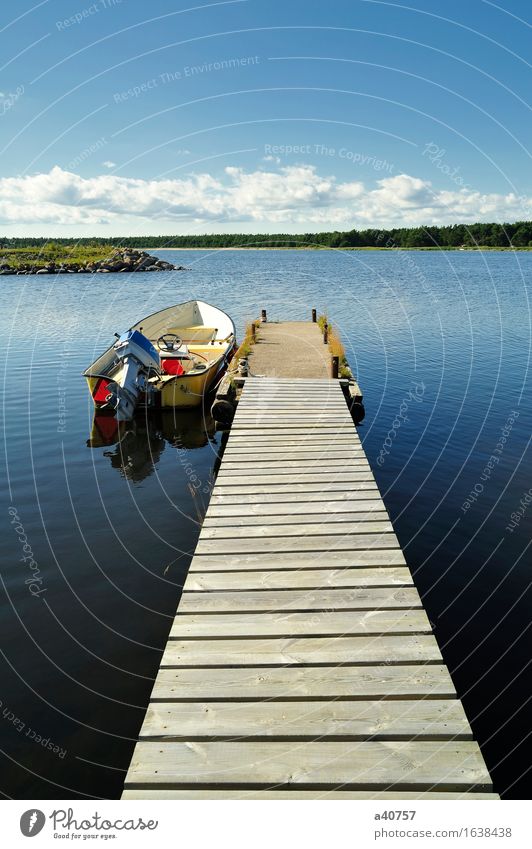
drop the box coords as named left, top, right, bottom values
left=0, top=248, right=187, bottom=275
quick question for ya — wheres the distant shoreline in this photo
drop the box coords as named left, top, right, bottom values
left=5, top=221, right=532, bottom=252
left=145, top=246, right=532, bottom=251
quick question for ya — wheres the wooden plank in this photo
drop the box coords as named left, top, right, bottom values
left=122, top=789, right=499, bottom=799
left=230, top=414, right=360, bottom=428
left=240, top=386, right=343, bottom=392
left=242, top=381, right=342, bottom=386
left=219, top=459, right=371, bottom=472
left=241, top=383, right=343, bottom=389
left=233, top=419, right=354, bottom=425
left=233, top=415, right=352, bottom=420
left=229, top=420, right=360, bottom=428
left=228, top=430, right=361, bottom=438
left=206, top=499, right=386, bottom=517
left=139, top=699, right=471, bottom=741
left=123, top=740, right=492, bottom=790
left=237, top=402, right=348, bottom=407
left=228, top=449, right=359, bottom=461
left=230, top=424, right=356, bottom=429
left=212, top=482, right=378, bottom=496
left=223, top=445, right=366, bottom=466
left=225, top=441, right=363, bottom=449
left=209, top=487, right=380, bottom=505
left=219, top=460, right=371, bottom=473
left=219, top=455, right=369, bottom=466
left=232, top=418, right=354, bottom=420
left=227, top=438, right=363, bottom=446
left=238, top=400, right=346, bottom=404
left=237, top=398, right=347, bottom=404
left=178, top=587, right=421, bottom=613
left=199, top=520, right=392, bottom=540
left=150, top=664, right=455, bottom=701
left=236, top=407, right=348, bottom=413
left=189, top=549, right=407, bottom=571
left=234, top=409, right=354, bottom=420
left=240, top=388, right=344, bottom=393
left=223, top=444, right=365, bottom=452
left=225, top=451, right=364, bottom=458
left=232, top=418, right=354, bottom=425
left=194, top=532, right=400, bottom=555
left=244, top=380, right=341, bottom=385
left=226, top=439, right=362, bottom=446
left=227, top=430, right=359, bottom=438
left=214, top=473, right=376, bottom=487
left=242, top=384, right=342, bottom=387
left=183, top=566, right=412, bottom=591
left=237, top=400, right=347, bottom=406
left=235, top=408, right=351, bottom=414
left=238, top=401, right=349, bottom=404
left=243, top=379, right=341, bottom=385
left=238, top=401, right=347, bottom=406
left=161, top=634, right=442, bottom=666
left=222, top=448, right=365, bottom=457
left=234, top=414, right=353, bottom=421
left=169, top=609, right=431, bottom=638
left=229, top=431, right=360, bottom=439
left=203, top=509, right=389, bottom=525
left=235, top=415, right=351, bottom=420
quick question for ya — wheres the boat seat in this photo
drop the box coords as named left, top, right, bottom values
left=165, top=326, right=217, bottom=343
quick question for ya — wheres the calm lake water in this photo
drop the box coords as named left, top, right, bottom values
left=1, top=249, right=531, bottom=799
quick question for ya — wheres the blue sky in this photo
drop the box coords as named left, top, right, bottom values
left=1, top=0, right=532, bottom=235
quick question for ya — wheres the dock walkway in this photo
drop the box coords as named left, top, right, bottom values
left=248, top=320, right=331, bottom=378
left=123, top=373, right=496, bottom=798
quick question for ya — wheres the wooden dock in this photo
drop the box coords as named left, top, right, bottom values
left=122, top=322, right=496, bottom=799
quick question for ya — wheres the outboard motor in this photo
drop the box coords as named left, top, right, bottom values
left=103, top=330, right=160, bottom=421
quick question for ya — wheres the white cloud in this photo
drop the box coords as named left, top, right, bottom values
left=0, top=164, right=529, bottom=231
left=102, top=160, right=117, bottom=169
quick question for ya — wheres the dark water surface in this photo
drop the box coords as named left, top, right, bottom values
left=1, top=249, right=531, bottom=799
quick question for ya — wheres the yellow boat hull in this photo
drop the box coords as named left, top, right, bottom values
left=160, top=362, right=221, bottom=408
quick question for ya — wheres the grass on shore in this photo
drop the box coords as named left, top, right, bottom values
left=318, top=315, right=352, bottom=378
left=230, top=320, right=260, bottom=365
left=0, top=243, right=112, bottom=269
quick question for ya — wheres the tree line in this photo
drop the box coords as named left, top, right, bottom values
left=3, top=221, right=532, bottom=249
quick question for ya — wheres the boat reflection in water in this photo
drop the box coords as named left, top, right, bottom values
left=87, top=407, right=218, bottom=483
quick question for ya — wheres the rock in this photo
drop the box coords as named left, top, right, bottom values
left=0, top=247, right=182, bottom=276
left=134, top=257, right=153, bottom=271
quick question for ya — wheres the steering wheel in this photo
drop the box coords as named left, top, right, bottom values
left=158, top=333, right=182, bottom=352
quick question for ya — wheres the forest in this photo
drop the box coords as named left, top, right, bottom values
left=3, top=221, right=532, bottom=250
